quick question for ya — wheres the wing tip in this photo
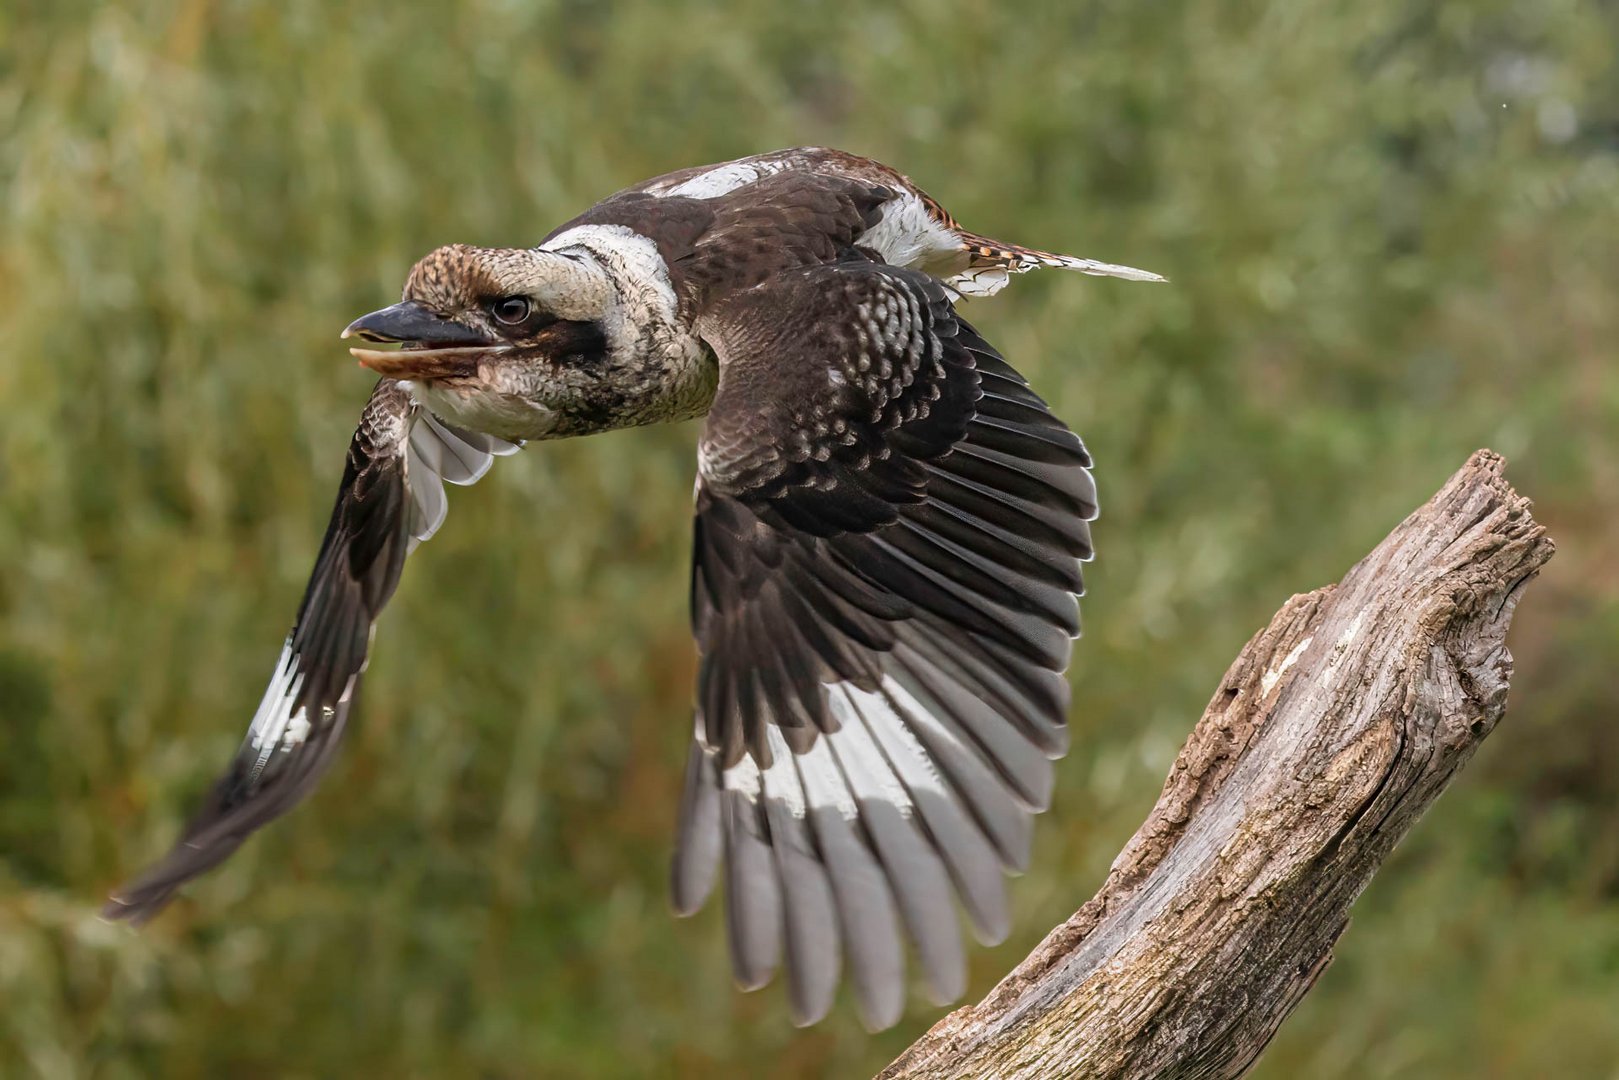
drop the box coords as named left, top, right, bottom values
left=669, top=875, right=714, bottom=919
left=854, top=984, right=908, bottom=1033
left=98, top=883, right=176, bottom=927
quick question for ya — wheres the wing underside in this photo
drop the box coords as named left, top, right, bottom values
left=103, top=381, right=516, bottom=924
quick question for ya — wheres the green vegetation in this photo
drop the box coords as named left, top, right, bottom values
left=2, top=1, right=1615, bottom=1076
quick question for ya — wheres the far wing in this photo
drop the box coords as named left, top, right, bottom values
left=673, top=259, right=1096, bottom=1029
left=102, top=380, right=517, bottom=924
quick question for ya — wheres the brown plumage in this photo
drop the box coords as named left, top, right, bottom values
left=103, top=148, right=1162, bottom=1032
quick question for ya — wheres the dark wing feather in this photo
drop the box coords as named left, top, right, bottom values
left=103, top=380, right=517, bottom=924
left=672, top=261, right=1095, bottom=1029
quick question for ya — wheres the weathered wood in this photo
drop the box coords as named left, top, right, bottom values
left=881, top=450, right=1554, bottom=1080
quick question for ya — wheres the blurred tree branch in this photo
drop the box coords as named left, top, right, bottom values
left=882, top=450, right=1554, bottom=1080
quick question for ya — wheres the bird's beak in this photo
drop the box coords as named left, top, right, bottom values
left=342, top=301, right=506, bottom=379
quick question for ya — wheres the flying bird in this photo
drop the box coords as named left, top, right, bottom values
left=103, top=147, right=1162, bottom=1030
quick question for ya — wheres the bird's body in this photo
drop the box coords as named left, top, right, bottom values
left=104, top=148, right=1161, bottom=1030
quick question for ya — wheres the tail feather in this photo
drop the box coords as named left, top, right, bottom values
left=949, top=234, right=1165, bottom=298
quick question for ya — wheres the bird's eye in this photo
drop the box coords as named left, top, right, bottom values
left=492, top=296, right=532, bottom=325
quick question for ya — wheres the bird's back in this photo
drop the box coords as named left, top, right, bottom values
left=617, top=146, right=1163, bottom=296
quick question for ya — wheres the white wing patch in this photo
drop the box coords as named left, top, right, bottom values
left=829, top=674, right=1015, bottom=942
left=701, top=669, right=1036, bottom=1022
left=760, top=726, right=807, bottom=819
left=244, top=638, right=308, bottom=770
left=645, top=159, right=796, bottom=199
left=710, top=672, right=1036, bottom=924
left=243, top=637, right=355, bottom=772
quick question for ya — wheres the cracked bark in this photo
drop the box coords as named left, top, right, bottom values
left=881, top=450, right=1554, bottom=1080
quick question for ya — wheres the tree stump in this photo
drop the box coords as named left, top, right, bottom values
left=882, top=450, right=1554, bottom=1080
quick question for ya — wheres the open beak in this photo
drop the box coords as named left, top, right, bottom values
left=342, top=301, right=507, bottom=379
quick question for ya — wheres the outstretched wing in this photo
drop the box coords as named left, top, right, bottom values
left=103, top=379, right=518, bottom=924
left=673, top=259, right=1096, bottom=1029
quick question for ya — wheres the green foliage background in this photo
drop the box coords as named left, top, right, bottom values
left=2, top=1, right=1616, bottom=1076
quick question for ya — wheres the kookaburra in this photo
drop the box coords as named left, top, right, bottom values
left=104, top=148, right=1162, bottom=1030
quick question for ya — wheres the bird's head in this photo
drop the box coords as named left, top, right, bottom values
left=343, top=244, right=612, bottom=383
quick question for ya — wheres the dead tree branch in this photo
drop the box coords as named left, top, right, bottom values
left=882, top=450, right=1554, bottom=1080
